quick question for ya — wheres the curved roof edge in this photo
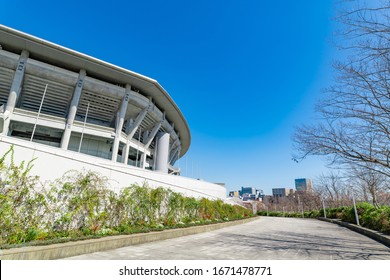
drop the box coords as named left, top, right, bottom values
left=0, top=24, right=191, bottom=156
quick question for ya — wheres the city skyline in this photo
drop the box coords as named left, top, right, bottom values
left=0, top=0, right=340, bottom=194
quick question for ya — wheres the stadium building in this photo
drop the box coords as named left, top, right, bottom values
left=0, top=25, right=226, bottom=199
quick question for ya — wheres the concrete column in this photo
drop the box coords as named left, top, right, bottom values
left=2, top=50, right=29, bottom=135
left=155, top=131, right=170, bottom=173
left=143, top=130, right=150, bottom=143
left=122, top=119, right=133, bottom=164
left=60, top=69, right=86, bottom=149
left=122, top=106, right=149, bottom=164
left=141, top=151, right=147, bottom=169
left=111, top=85, right=130, bottom=162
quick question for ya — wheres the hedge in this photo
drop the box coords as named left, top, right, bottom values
left=257, top=203, right=390, bottom=234
left=0, top=145, right=251, bottom=247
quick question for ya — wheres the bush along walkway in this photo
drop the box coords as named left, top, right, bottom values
left=0, top=145, right=252, bottom=249
left=317, top=217, right=390, bottom=248
left=258, top=203, right=390, bottom=234
left=257, top=204, right=390, bottom=247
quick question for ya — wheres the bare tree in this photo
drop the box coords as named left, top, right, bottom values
left=315, top=171, right=348, bottom=207
left=348, top=164, right=389, bottom=207
left=293, top=1, right=390, bottom=178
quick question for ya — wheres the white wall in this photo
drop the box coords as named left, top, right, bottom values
left=0, top=136, right=226, bottom=200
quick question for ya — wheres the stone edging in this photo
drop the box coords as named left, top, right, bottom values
left=0, top=217, right=259, bottom=260
left=317, top=217, right=390, bottom=248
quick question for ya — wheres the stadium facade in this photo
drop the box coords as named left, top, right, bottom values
left=0, top=25, right=226, bottom=199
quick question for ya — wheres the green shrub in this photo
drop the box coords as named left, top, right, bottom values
left=257, top=203, right=390, bottom=235
left=0, top=146, right=251, bottom=247
left=377, top=208, right=390, bottom=234
left=0, top=146, right=43, bottom=244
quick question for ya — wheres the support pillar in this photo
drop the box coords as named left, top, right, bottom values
left=111, top=85, right=130, bottom=162
left=122, top=119, right=133, bottom=164
left=144, top=121, right=162, bottom=149
left=169, top=145, right=180, bottom=164
left=155, top=131, right=170, bottom=173
left=122, top=105, right=149, bottom=164
left=60, top=69, right=86, bottom=149
left=2, top=50, right=29, bottom=135
left=141, top=151, right=147, bottom=169
left=169, top=138, right=179, bottom=154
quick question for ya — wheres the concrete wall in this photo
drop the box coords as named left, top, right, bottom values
left=0, top=136, right=226, bottom=200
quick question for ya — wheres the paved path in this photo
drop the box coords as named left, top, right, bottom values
left=64, top=217, right=390, bottom=260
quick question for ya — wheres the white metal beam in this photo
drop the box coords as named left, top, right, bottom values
left=144, top=120, right=162, bottom=149
left=169, top=138, right=179, bottom=154
left=125, top=106, right=149, bottom=139
left=169, top=145, right=180, bottom=164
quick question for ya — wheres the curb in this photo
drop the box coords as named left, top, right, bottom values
left=317, top=217, right=390, bottom=248
left=0, top=217, right=259, bottom=260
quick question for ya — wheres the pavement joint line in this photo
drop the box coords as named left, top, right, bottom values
left=0, top=217, right=259, bottom=260
left=317, top=217, right=390, bottom=248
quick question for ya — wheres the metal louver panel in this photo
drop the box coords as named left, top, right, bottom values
left=76, top=90, right=121, bottom=126
left=0, top=67, right=14, bottom=106
left=19, top=74, right=74, bottom=117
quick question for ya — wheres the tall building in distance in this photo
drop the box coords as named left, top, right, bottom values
left=295, top=178, right=313, bottom=192
left=238, top=186, right=264, bottom=201
left=272, top=188, right=289, bottom=198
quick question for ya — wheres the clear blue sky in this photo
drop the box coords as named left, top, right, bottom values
left=1, top=0, right=339, bottom=195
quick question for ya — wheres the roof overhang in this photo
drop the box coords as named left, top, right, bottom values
left=0, top=24, right=190, bottom=156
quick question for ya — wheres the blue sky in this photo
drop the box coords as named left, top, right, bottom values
left=1, top=0, right=339, bottom=194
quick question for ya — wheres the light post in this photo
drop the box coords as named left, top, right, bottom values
left=31, top=84, right=48, bottom=142
left=252, top=202, right=257, bottom=215
left=322, top=199, right=327, bottom=219
left=78, top=102, right=90, bottom=153
left=297, top=195, right=300, bottom=213
left=298, top=195, right=304, bottom=218
left=351, top=187, right=360, bottom=226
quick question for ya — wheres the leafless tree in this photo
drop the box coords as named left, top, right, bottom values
left=297, top=191, right=322, bottom=211
left=314, top=171, right=349, bottom=207
left=293, top=1, right=390, bottom=178
left=348, top=164, right=389, bottom=207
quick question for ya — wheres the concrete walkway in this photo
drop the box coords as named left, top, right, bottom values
left=64, top=217, right=390, bottom=260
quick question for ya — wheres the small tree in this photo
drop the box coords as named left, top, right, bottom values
left=315, top=171, right=348, bottom=207
left=348, top=164, right=389, bottom=208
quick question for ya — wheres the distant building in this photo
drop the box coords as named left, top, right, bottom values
left=295, top=178, right=313, bottom=192
left=239, top=186, right=256, bottom=197
left=228, top=191, right=239, bottom=197
left=272, top=188, right=289, bottom=198
left=238, top=186, right=264, bottom=201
